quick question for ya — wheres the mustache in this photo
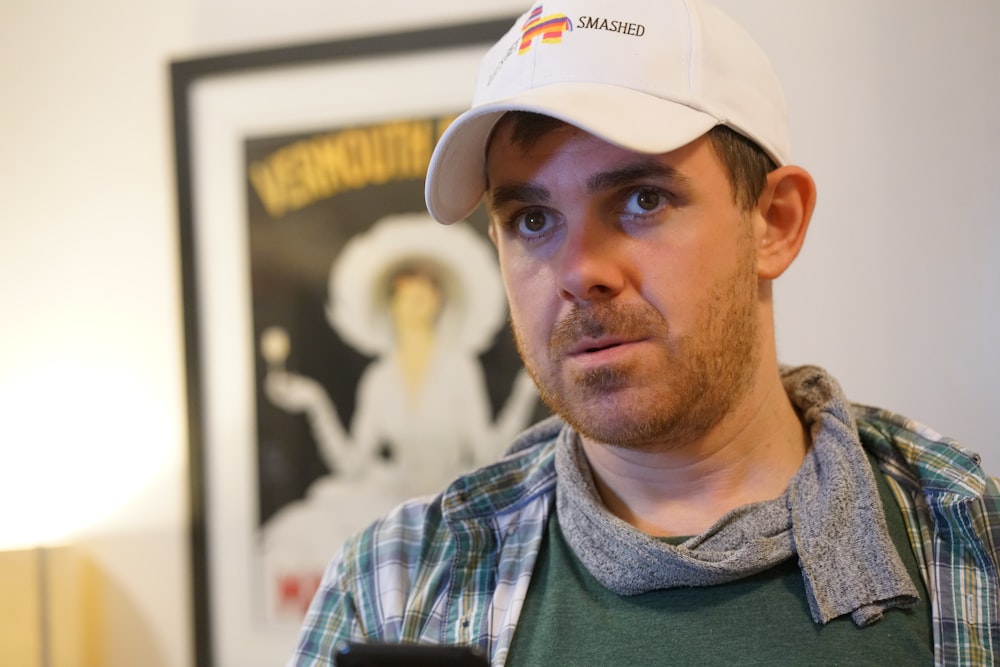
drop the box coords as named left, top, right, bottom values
left=548, top=303, right=665, bottom=356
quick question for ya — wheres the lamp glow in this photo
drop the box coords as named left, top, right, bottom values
left=0, top=359, right=170, bottom=550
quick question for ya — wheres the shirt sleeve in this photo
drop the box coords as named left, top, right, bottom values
left=286, top=538, right=368, bottom=666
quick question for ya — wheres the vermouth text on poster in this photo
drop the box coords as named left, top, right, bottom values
left=248, top=116, right=455, bottom=219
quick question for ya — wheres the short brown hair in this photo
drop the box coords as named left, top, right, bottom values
left=705, top=124, right=777, bottom=211
left=494, top=111, right=776, bottom=212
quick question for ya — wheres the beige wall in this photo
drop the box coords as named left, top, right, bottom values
left=1, top=1, right=997, bottom=665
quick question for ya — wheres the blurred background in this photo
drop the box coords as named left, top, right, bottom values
left=1, top=0, right=997, bottom=665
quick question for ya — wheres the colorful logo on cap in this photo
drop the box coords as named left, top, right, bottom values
left=519, top=5, right=573, bottom=55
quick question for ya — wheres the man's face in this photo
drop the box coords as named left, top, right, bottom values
left=485, top=121, right=763, bottom=450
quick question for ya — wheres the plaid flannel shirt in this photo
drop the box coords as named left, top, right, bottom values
left=290, top=409, right=1000, bottom=666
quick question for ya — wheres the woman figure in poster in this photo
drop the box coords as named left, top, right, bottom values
left=264, top=213, right=537, bottom=495
left=259, top=213, right=539, bottom=619
left=261, top=214, right=537, bottom=616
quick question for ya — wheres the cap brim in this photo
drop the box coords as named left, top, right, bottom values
left=425, top=82, right=719, bottom=224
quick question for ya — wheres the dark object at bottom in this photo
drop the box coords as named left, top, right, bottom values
left=335, top=641, right=490, bottom=666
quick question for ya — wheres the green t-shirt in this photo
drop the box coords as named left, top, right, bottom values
left=507, top=454, right=933, bottom=666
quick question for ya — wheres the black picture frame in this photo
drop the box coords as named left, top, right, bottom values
left=170, top=16, right=520, bottom=667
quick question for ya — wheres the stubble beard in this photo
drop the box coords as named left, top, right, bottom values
left=511, top=239, right=761, bottom=451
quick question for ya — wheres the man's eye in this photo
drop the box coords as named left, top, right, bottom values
left=516, top=210, right=551, bottom=235
left=623, top=188, right=666, bottom=215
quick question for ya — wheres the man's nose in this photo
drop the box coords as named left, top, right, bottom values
left=555, top=220, right=626, bottom=304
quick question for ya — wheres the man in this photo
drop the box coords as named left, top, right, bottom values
left=290, top=1, right=1000, bottom=664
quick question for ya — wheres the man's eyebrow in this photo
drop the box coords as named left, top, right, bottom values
left=485, top=159, right=686, bottom=213
left=487, top=182, right=551, bottom=212
left=587, top=159, right=688, bottom=193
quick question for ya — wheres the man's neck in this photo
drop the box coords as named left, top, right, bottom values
left=579, top=370, right=809, bottom=537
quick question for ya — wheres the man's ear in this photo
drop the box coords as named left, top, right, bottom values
left=754, top=165, right=816, bottom=280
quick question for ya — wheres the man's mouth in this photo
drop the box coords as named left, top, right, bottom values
left=548, top=302, right=664, bottom=360
left=568, top=336, right=642, bottom=358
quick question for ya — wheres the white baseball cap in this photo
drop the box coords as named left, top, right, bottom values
left=425, top=0, right=789, bottom=224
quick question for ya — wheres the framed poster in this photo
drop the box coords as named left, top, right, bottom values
left=171, top=16, right=546, bottom=667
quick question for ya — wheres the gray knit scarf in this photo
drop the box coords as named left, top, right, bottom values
left=556, top=365, right=919, bottom=626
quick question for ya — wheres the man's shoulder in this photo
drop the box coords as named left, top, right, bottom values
left=443, top=415, right=564, bottom=517
left=342, top=417, right=564, bottom=561
left=327, top=418, right=563, bottom=608
left=853, top=403, right=999, bottom=498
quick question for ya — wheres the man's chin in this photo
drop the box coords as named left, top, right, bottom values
left=546, top=393, right=662, bottom=448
